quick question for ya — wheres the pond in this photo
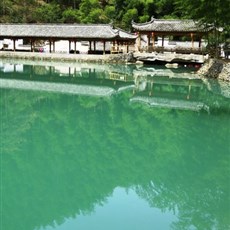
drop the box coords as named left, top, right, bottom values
left=0, top=60, right=230, bottom=230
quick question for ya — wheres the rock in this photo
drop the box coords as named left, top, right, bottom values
left=219, top=64, right=230, bottom=81
left=135, top=60, right=144, bottom=65
left=165, top=63, right=178, bottom=68
left=198, top=59, right=230, bottom=81
left=107, top=52, right=136, bottom=63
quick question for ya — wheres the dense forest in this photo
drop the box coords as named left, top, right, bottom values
left=0, top=0, right=229, bottom=34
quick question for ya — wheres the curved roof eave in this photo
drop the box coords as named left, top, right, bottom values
left=132, top=19, right=210, bottom=33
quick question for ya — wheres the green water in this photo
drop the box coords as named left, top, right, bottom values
left=0, top=61, right=230, bottom=230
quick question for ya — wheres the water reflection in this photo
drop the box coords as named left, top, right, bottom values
left=0, top=61, right=230, bottom=230
left=38, top=187, right=177, bottom=230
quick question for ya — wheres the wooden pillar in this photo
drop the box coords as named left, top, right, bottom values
left=198, top=36, right=202, bottom=48
left=49, top=40, right=52, bottom=53
left=13, top=39, right=16, bottom=52
left=162, top=35, right=164, bottom=47
left=89, top=41, right=92, bottom=51
left=147, top=33, right=150, bottom=48
left=112, top=40, right=115, bottom=53
left=53, top=40, right=55, bottom=53
left=152, top=32, right=155, bottom=48
left=74, top=40, right=77, bottom=54
left=93, top=41, right=96, bottom=51
left=31, top=39, right=35, bottom=52
left=117, top=41, right=120, bottom=53
left=138, top=32, right=141, bottom=51
left=103, top=41, right=106, bottom=54
left=191, top=33, right=194, bottom=49
left=69, top=40, right=71, bottom=53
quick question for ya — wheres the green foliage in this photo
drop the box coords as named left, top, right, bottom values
left=35, top=3, right=62, bottom=23
left=175, top=0, right=230, bottom=27
left=78, top=0, right=105, bottom=23
left=175, top=0, right=230, bottom=57
left=0, top=0, right=229, bottom=33
left=104, top=5, right=116, bottom=21
left=121, top=8, right=138, bottom=30
left=61, top=8, right=80, bottom=23
left=0, top=0, right=155, bottom=28
left=0, top=0, right=13, bottom=22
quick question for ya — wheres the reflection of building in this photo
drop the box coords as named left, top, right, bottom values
left=132, top=74, right=209, bottom=112
left=0, top=78, right=117, bottom=97
left=130, top=96, right=207, bottom=112
left=0, top=62, right=23, bottom=73
left=0, top=61, right=135, bottom=96
left=1, top=60, right=226, bottom=112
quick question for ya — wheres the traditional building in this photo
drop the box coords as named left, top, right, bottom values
left=0, top=24, right=136, bottom=54
left=132, top=18, right=211, bottom=54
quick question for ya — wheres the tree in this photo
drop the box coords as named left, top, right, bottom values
left=62, top=8, right=80, bottom=23
left=0, top=0, right=13, bottom=22
left=35, top=3, right=62, bottom=23
left=175, top=0, right=230, bottom=57
left=121, top=8, right=138, bottom=30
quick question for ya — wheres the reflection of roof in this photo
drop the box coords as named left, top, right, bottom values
left=132, top=18, right=209, bottom=33
left=130, top=96, right=209, bottom=112
left=0, top=79, right=116, bottom=97
left=0, top=24, right=136, bottom=41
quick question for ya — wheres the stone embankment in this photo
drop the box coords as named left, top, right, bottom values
left=0, top=51, right=135, bottom=64
left=198, top=59, right=230, bottom=82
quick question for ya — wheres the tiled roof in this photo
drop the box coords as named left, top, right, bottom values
left=132, top=18, right=209, bottom=33
left=116, top=28, right=137, bottom=40
left=0, top=24, right=119, bottom=39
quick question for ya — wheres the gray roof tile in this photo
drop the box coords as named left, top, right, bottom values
left=0, top=24, right=137, bottom=41
left=132, top=18, right=209, bottom=33
left=0, top=24, right=118, bottom=39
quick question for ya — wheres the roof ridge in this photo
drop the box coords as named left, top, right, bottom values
left=0, top=23, right=113, bottom=26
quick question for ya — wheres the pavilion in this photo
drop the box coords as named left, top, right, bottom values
left=0, top=24, right=136, bottom=54
left=132, top=18, right=211, bottom=54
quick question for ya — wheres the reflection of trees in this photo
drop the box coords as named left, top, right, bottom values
left=133, top=108, right=230, bottom=230
left=1, top=87, right=229, bottom=230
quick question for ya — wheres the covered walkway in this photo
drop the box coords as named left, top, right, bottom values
left=132, top=18, right=211, bottom=54
left=0, top=24, right=136, bottom=54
